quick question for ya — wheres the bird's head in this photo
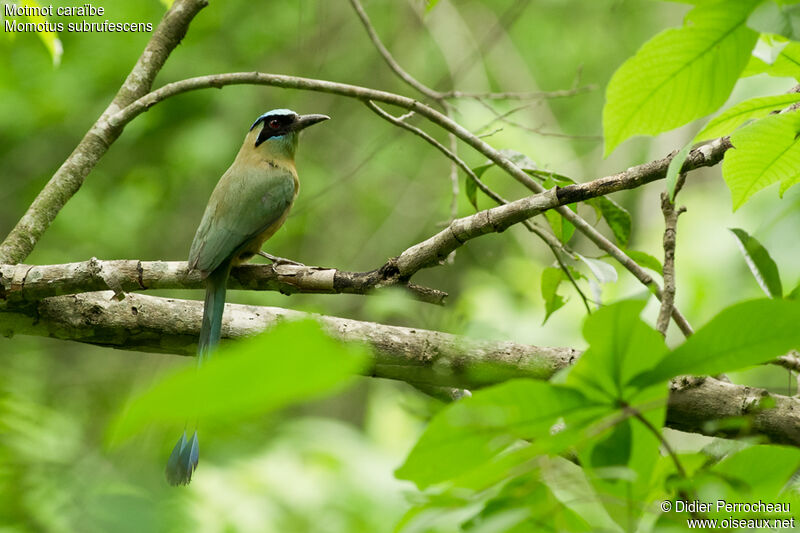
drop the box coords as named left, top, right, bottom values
left=248, top=109, right=329, bottom=159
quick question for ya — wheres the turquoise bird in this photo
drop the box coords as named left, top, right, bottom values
left=165, top=109, right=330, bottom=486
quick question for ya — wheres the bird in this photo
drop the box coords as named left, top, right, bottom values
left=165, top=109, right=330, bottom=486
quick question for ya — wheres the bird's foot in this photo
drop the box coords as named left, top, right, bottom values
left=258, top=251, right=305, bottom=267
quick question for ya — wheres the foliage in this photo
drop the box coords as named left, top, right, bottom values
left=396, top=300, right=800, bottom=531
left=3, top=0, right=800, bottom=532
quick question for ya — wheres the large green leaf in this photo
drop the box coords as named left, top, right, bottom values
left=710, top=445, right=800, bottom=498
left=730, top=227, right=783, bottom=298
left=603, top=1, right=759, bottom=155
left=632, top=299, right=800, bottom=388
left=108, top=320, right=369, bottom=442
left=751, top=41, right=800, bottom=79
left=567, top=300, right=667, bottom=402
left=695, top=93, right=800, bottom=141
left=540, top=457, right=624, bottom=533
left=395, top=380, right=595, bottom=488
left=722, top=111, right=800, bottom=210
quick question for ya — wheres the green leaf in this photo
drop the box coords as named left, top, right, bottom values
left=17, top=0, right=63, bottom=66
left=567, top=300, right=667, bottom=402
left=624, top=250, right=663, bottom=275
left=466, top=158, right=517, bottom=210
left=730, top=228, right=783, bottom=298
left=466, top=162, right=495, bottom=211
left=541, top=267, right=567, bottom=324
left=722, top=111, right=800, bottom=210
left=603, top=1, right=759, bottom=155
left=395, top=380, right=593, bottom=488
left=756, top=41, right=800, bottom=79
left=590, top=420, right=632, bottom=468
left=695, top=93, right=800, bottom=142
left=741, top=53, right=772, bottom=77
left=788, top=281, right=800, bottom=300
left=465, top=175, right=478, bottom=210
left=108, top=320, right=368, bottom=443
left=525, top=169, right=576, bottom=187
left=540, top=457, right=624, bottom=533
left=710, top=444, right=800, bottom=497
left=585, top=196, right=631, bottom=247
left=632, top=299, right=800, bottom=388
left=544, top=201, right=576, bottom=244
left=577, top=254, right=618, bottom=284
left=425, top=0, right=440, bottom=12
left=747, top=1, right=800, bottom=40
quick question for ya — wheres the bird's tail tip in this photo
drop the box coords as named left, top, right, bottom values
left=165, top=430, right=199, bottom=486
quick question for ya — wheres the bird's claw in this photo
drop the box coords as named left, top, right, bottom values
left=258, top=251, right=305, bottom=267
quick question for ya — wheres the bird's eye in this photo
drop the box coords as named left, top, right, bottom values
left=269, top=119, right=281, bottom=129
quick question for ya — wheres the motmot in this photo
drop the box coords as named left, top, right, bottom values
left=165, top=109, right=330, bottom=486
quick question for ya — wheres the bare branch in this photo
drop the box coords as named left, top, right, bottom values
left=3, top=291, right=799, bottom=446
left=656, top=184, right=687, bottom=336
left=0, top=0, right=209, bottom=265
left=667, top=376, right=800, bottom=447
left=1, top=291, right=576, bottom=389
left=474, top=98, right=602, bottom=141
left=349, top=0, right=444, bottom=103
left=0, top=259, right=447, bottom=305
left=439, top=86, right=597, bottom=100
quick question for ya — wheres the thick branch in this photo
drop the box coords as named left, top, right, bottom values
left=2, top=291, right=798, bottom=446
left=0, top=0, right=208, bottom=265
left=0, top=291, right=576, bottom=388
left=0, top=259, right=447, bottom=305
left=667, top=376, right=800, bottom=447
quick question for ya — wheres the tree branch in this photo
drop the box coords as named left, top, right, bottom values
left=0, top=136, right=731, bottom=308
left=349, top=0, right=444, bottom=104
left=0, top=0, right=209, bottom=265
left=0, top=291, right=577, bottom=388
left=105, top=72, right=732, bottom=334
left=656, top=183, right=687, bottom=336
left=2, top=291, right=798, bottom=446
left=667, top=376, right=800, bottom=447
left=0, top=259, right=447, bottom=305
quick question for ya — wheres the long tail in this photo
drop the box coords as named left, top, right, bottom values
left=165, top=263, right=229, bottom=486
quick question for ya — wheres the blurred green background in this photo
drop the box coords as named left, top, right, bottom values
left=2, top=0, right=800, bottom=531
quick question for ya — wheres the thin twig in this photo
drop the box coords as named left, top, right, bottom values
left=439, top=86, right=597, bottom=100
left=474, top=102, right=532, bottom=133
left=656, top=175, right=687, bottom=336
left=474, top=98, right=602, bottom=141
left=349, top=0, right=445, bottom=104
left=625, top=405, right=703, bottom=520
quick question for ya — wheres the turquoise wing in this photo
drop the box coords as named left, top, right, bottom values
left=189, top=166, right=296, bottom=274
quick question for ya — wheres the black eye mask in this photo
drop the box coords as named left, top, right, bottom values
left=251, top=115, right=295, bottom=147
